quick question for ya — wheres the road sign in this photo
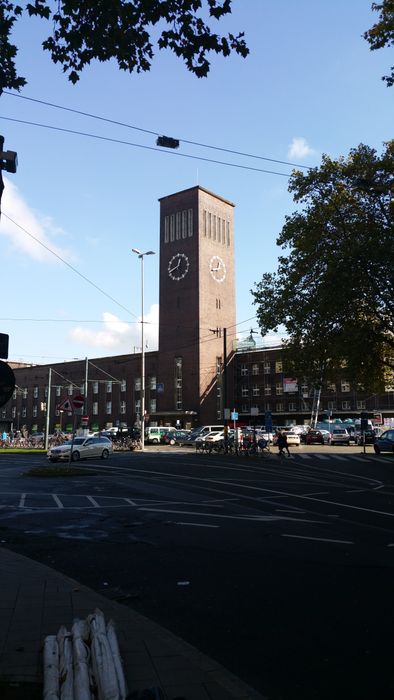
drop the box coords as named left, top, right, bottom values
left=58, top=397, right=73, bottom=412
left=72, top=395, right=84, bottom=409
left=231, top=411, right=238, bottom=421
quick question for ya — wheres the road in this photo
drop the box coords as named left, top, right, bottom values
left=0, top=445, right=393, bottom=699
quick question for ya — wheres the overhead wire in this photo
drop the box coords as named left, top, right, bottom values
left=0, top=116, right=293, bottom=177
left=3, top=90, right=312, bottom=171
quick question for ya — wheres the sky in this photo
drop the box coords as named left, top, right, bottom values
left=0, top=0, right=392, bottom=365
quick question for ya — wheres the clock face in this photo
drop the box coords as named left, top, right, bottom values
left=210, top=255, right=226, bottom=283
left=168, top=253, right=190, bottom=281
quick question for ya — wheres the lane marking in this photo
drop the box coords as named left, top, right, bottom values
left=124, top=498, right=137, bottom=506
left=86, top=496, right=100, bottom=508
left=52, top=494, right=64, bottom=509
left=174, top=522, right=219, bottom=528
left=282, top=534, right=354, bottom=545
left=19, top=493, right=26, bottom=508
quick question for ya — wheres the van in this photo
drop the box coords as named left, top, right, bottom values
left=145, top=426, right=175, bottom=444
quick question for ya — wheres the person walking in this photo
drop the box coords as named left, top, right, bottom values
left=277, top=430, right=291, bottom=458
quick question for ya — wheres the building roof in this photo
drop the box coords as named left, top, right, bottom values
left=158, top=185, right=235, bottom=208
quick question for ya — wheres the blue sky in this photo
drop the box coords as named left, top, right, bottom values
left=0, top=0, right=392, bottom=364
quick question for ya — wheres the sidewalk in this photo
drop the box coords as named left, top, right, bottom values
left=0, top=546, right=264, bottom=699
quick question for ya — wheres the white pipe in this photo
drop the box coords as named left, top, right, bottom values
left=43, top=635, right=60, bottom=700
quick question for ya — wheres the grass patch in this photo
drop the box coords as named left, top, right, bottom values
left=24, top=466, right=98, bottom=477
left=0, top=449, right=46, bottom=454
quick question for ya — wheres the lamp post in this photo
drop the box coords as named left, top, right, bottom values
left=132, top=248, right=155, bottom=450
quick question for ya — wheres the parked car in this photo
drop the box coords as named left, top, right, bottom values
left=30, top=432, right=45, bottom=442
left=374, top=429, right=394, bottom=454
left=304, top=430, right=325, bottom=445
left=197, top=430, right=225, bottom=444
left=161, top=429, right=190, bottom=445
left=355, top=430, right=376, bottom=446
left=47, top=436, right=113, bottom=462
left=284, top=431, right=301, bottom=446
left=330, top=429, right=350, bottom=446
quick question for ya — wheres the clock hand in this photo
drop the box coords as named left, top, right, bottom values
left=169, top=259, right=181, bottom=273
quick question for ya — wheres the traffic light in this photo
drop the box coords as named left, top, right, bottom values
left=0, top=360, right=15, bottom=408
left=0, top=333, right=9, bottom=359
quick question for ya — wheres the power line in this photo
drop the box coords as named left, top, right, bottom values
left=3, top=90, right=312, bottom=171
left=2, top=212, right=139, bottom=319
left=0, top=116, right=292, bottom=177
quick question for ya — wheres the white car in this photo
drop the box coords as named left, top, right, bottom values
left=284, top=431, right=301, bottom=446
left=47, top=436, right=113, bottom=462
left=196, top=430, right=224, bottom=444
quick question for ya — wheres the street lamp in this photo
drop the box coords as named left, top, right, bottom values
left=132, top=248, right=155, bottom=450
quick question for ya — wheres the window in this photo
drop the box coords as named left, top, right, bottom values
left=106, top=381, right=112, bottom=393
left=240, top=364, right=248, bottom=376
left=327, top=382, right=336, bottom=392
left=275, top=361, right=283, bottom=373
left=121, top=379, right=126, bottom=392
left=106, top=401, right=112, bottom=415
left=120, top=401, right=126, bottom=414
left=23, top=387, right=28, bottom=399
left=135, top=399, right=141, bottom=414
left=22, top=407, right=27, bottom=418
left=13, top=389, right=16, bottom=399
left=45, top=386, right=48, bottom=397
left=164, top=215, right=169, bottom=243
left=56, top=386, right=61, bottom=397
left=176, top=211, right=181, bottom=239
left=135, top=377, right=141, bottom=391
left=33, top=386, right=38, bottom=398
left=208, top=212, right=211, bottom=238
left=68, top=384, right=73, bottom=396
left=93, top=402, right=98, bottom=415
left=264, top=386, right=272, bottom=396
left=80, top=384, right=85, bottom=395
left=341, top=380, right=350, bottom=393
left=342, top=400, right=351, bottom=410
left=276, top=383, right=283, bottom=395
left=175, top=357, right=182, bottom=410
left=251, top=364, right=259, bottom=375
left=226, top=221, right=230, bottom=246
left=170, top=214, right=175, bottom=241
left=188, top=208, right=193, bottom=237
left=182, top=210, right=187, bottom=238
left=32, top=405, right=37, bottom=417
left=265, top=402, right=271, bottom=411
left=1, top=409, right=5, bottom=419
left=149, top=376, right=156, bottom=390
left=149, top=399, right=156, bottom=413
left=288, top=403, right=297, bottom=411
left=276, top=402, right=284, bottom=412
left=217, top=217, right=221, bottom=243
left=264, top=362, right=271, bottom=375
left=301, top=383, right=309, bottom=398
left=241, top=404, right=248, bottom=413
left=212, top=214, right=216, bottom=240
left=12, top=407, right=16, bottom=418
left=252, top=385, right=260, bottom=396
left=242, top=386, right=248, bottom=397
left=356, top=400, right=366, bottom=409
left=327, top=401, right=336, bottom=410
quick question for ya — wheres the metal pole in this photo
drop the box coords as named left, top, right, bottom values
left=84, top=357, right=88, bottom=417
left=140, top=255, right=145, bottom=451
left=45, top=368, right=52, bottom=451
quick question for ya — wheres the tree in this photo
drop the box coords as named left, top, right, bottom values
left=251, top=141, right=394, bottom=392
left=0, top=0, right=248, bottom=90
left=364, top=1, right=394, bottom=86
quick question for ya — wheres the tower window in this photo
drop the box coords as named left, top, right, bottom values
left=187, top=209, right=193, bottom=237
left=182, top=210, right=187, bottom=238
left=164, top=216, right=169, bottom=243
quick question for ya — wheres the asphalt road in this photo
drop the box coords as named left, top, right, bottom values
left=0, top=445, right=393, bottom=700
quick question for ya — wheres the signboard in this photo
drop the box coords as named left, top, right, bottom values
left=251, top=407, right=259, bottom=416
left=58, top=397, right=73, bottom=412
left=224, top=408, right=231, bottom=420
left=283, top=378, right=298, bottom=393
left=72, top=395, right=84, bottom=409
left=231, top=411, right=238, bottom=421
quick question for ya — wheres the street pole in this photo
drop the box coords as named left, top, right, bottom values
left=132, top=248, right=155, bottom=451
left=45, top=367, right=52, bottom=451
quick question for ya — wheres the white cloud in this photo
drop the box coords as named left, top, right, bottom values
left=0, top=178, right=73, bottom=262
left=68, top=305, right=159, bottom=353
left=288, top=137, right=314, bottom=160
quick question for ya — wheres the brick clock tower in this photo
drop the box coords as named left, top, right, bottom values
left=157, top=186, right=236, bottom=426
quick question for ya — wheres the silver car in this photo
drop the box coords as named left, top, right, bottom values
left=47, top=436, right=113, bottom=462
left=330, top=429, right=350, bottom=446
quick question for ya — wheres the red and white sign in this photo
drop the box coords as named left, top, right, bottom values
left=58, top=397, right=73, bottom=412
left=72, top=395, right=84, bottom=409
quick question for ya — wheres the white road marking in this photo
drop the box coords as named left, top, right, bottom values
left=86, top=496, right=100, bottom=508
left=19, top=493, right=27, bottom=508
left=282, top=534, right=354, bottom=545
left=124, top=498, right=138, bottom=506
left=52, top=494, right=64, bottom=509
left=174, top=522, right=219, bottom=528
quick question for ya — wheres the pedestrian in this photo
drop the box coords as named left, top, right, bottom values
left=277, top=430, right=290, bottom=457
